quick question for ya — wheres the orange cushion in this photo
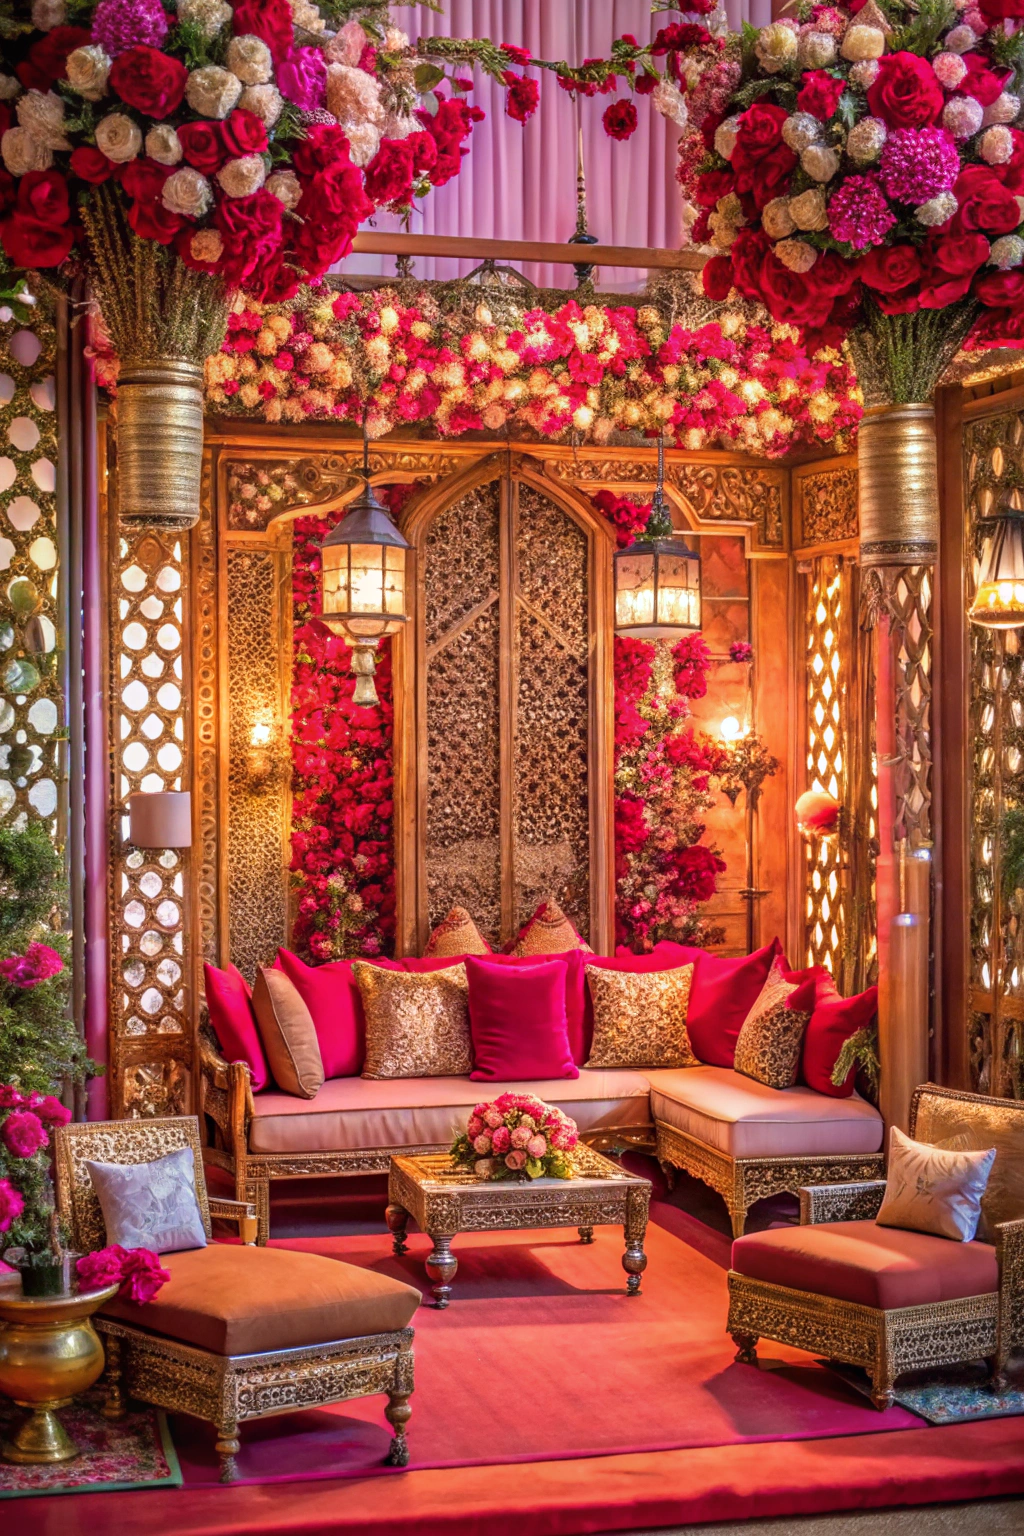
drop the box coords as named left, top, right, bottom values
left=102, top=1244, right=420, bottom=1355
left=731, top=1219, right=998, bottom=1312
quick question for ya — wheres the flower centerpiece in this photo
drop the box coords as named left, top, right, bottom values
left=451, top=1094, right=579, bottom=1181
left=0, top=1082, right=72, bottom=1294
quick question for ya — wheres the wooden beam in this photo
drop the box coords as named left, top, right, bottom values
left=349, top=231, right=707, bottom=272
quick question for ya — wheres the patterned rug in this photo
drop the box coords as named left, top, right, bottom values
left=0, top=1390, right=181, bottom=1498
left=825, top=1360, right=1024, bottom=1425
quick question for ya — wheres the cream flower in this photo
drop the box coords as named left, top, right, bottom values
left=798, top=31, right=837, bottom=68
left=326, top=63, right=384, bottom=127
left=225, top=35, right=273, bottom=86
left=841, top=26, right=886, bottom=62
left=239, top=85, right=283, bottom=126
left=980, top=125, right=1014, bottom=164
left=944, top=24, right=978, bottom=53
left=65, top=45, right=110, bottom=101
left=652, top=78, right=688, bottom=129
left=708, top=192, right=745, bottom=250
left=266, top=169, right=301, bottom=209
left=849, top=59, right=880, bottom=88
left=846, top=116, right=887, bottom=163
left=190, top=229, right=224, bottom=263
left=762, top=196, right=796, bottom=239
left=177, top=0, right=231, bottom=38
left=345, top=121, right=381, bottom=167
left=162, top=167, right=213, bottom=219
left=989, top=234, right=1024, bottom=269
left=932, top=52, right=967, bottom=90
left=325, top=19, right=367, bottom=67
left=943, top=95, right=983, bottom=139
left=16, top=90, right=70, bottom=150
left=384, top=26, right=409, bottom=51
left=146, top=124, right=183, bottom=165
left=94, top=112, right=142, bottom=163
left=31, top=0, right=65, bottom=26
left=291, top=0, right=326, bottom=31
left=755, top=22, right=798, bottom=73
left=788, top=187, right=829, bottom=231
left=775, top=238, right=819, bottom=273
left=0, top=127, right=53, bottom=177
left=217, top=154, right=266, bottom=198
left=782, top=113, right=821, bottom=153
left=713, top=115, right=741, bottom=161
left=186, top=65, right=243, bottom=119
left=800, top=143, right=839, bottom=182
left=915, top=191, right=958, bottom=226
left=983, top=93, right=1021, bottom=127
left=0, top=77, right=19, bottom=101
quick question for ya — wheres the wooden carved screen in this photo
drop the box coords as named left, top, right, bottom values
left=406, top=469, right=612, bottom=953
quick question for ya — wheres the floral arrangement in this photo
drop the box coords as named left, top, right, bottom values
left=0, top=1081, right=70, bottom=1281
left=76, top=1242, right=170, bottom=1303
left=614, top=625, right=728, bottom=952
left=204, top=283, right=861, bottom=455
left=451, top=1094, right=579, bottom=1181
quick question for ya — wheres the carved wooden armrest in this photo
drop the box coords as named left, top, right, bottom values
left=198, top=1027, right=255, bottom=1131
left=208, top=1196, right=259, bottom=1246
left=799, top=1181, right=887, bottom=1225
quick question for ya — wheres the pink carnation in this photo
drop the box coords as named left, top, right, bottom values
left=466, top=1116, right=484, bottom=1139
left=28, top=1094, right=71, bottom=1128
left=510, top=1125, right=532, bottom=1149
left=878, top=128, right=960, bottom=204
left=76, top=1244, right=129, bottom=1291
left=2, top=1109, right=47, bottom=1159
left=91, top=0, right=169, bottom=55
left=121, top=1248, right=171, bottom=1305
left=526, top=1134, right=547, bottom=1159
left=472, top=1133, right=492, bottom=1154
left=827, top=174, right=896, bottom=250
left=0, top=1177, right=23, bottom=1232
left=491, top=1125, right=511, bottom=1154
left=505, top=1150, right=527, bottom=1171
left=484, top=1109, right=502, bottom=1129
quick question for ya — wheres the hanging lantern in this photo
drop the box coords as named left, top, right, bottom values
left=319, top=473, right=409, bottom=705
left=614, top=436, right=702, bottom=638
left=969, top=502, right=1024, bottom=629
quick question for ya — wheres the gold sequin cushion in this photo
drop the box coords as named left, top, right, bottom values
left=513, top=898, right=592, bottom=957
left=424, top=906, right=491, bottom=959
left=733, top=974, right=814, bottom=1091
left=354, top=961, right=471, bottom=1080
left=585, top=963, right=697, bottom=1070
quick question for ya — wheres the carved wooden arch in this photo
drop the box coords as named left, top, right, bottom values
left=392, top=452, right=616, bottom=955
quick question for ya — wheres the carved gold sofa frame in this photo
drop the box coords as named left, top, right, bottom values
left=726, top=1085, right=1024, bottom=1408
left=199, top=1031, right=655, bottom=1244
left=55, top=1114, right=416, bottom=1480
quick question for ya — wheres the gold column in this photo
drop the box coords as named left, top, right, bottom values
left=114, top=358, right=205, bottom=530
left=858, top=404, right=939, bottom=569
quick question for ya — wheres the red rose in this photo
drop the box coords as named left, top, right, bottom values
left=118, top=157, right=172, bottom=204
left=16, top=25, right=90, bottom=92
left=109, top=46, right=188, bottom=118
left=178, top=121, right=226, bottom=175
left=0, top=171, right=14, bottom=216
left=299, top=159, right=372, bottom=233
left=635, top=72, right=657, bottom=95
left=363, top=139, right=415, bottom=206
left=215, top=190, right=284, bottom=284
left=729, top=226, right=771, bottom=301
left=796, top=70, right=846, bottom=120
left=860, top=244, right=922, bottom=295
left=994, top=133, right=1024, bottom=194
left=702, top=255, right=733, bottom=301
left=16, top=169, right=69, bottom=227
left=957, top=52, right=1012, bottom=109
left=503, top=72, right=539, bottom=124
left=866, top=51, right=945, bottom=129
left=976, top=269, right=1024, bottom=307
left=730, top=103, right=797, bottom=198
left=692, top=168, right=736, bottom=209
left=407, top=130, right=437, bottom=175
left=671, top=844, right=724, bottom=903
left=292, top=123, right=353, bottom=178
left=978, top=0, right=1024, bottom=18
left=242, top=248, right=302, bottom=304
left=1, top=216, right=74, bottom=268
left=918, top=233, right=989, bottom=307
left=221, top=108, right=268, bottom=159
left=128, top=199, right=182, bottom=245
left=701, top=109, right=724, bottom=152
left=759, top=248, right=836, bottom=330
left=70, top=146, right=114, bottom=185
left=603, top=99, right=638, bottom=140
left=232, top=0, right=294, bottom=64
left=952, top=165, right=1020, bottom=235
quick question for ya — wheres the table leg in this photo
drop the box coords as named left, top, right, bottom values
left=385, top=1204, right=410, bottom=1256
left=622, top=1237, right=647, bottom=1296
left=424, top=1235, right=457, bottom=1308
left=578, top=1225, right=594, bottom=1244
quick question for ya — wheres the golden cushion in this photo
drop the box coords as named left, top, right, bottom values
left=354, top=961, right=471, bottom=1079
left=734, top=999, right=810, bottom=1093
left=252, top=967, right=324, bottom=1100
left=585, top=963, right=697, bottom=1070
left=424, top=907, right=490, bottom=958
left=913, top=1089, right=1024, bottom=1242
left=513, top=899, right=591, bottom=957
left=102, top=1244, right=420, bottom=1356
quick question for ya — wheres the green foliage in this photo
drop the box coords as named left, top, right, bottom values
left=1002, top=806, right=1024, bottom=904
left=0, top=824, right=63, bottom=941
left=832, top=1025, right=880, bottom=1101
left=890, top=0, right=958, bottom=55
left=732, top=76, right=794, bottom=110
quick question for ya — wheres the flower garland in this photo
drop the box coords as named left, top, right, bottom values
left=206, top=284, right=861, bottom=455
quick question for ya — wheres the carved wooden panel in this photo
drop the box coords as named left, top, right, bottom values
left=545, top=457, right=786, bottom=546
left=795, top=463, right=858, bottom=547
left=804, top=556, right=847, bottom=975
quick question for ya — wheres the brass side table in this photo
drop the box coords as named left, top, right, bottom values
left=386, top=1145, right=651, bottom=1308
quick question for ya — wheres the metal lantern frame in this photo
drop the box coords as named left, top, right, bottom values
left=969, top=501, right=1024, bottom=630
left=319, top=469, right=410, bottom=705
left=613, top=436, right=702, bottom=640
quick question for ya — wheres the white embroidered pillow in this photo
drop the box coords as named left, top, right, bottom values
left=87, top=1146, right=208, bottom=1254
left=875, top=1126, right=997, bottom=1243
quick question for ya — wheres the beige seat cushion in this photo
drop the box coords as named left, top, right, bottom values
left=648, top=1065, right=883, bottom=1160
left=248, top=1069, right=653, bottom=1155
left=103, top=1245, right=420, bottom=1356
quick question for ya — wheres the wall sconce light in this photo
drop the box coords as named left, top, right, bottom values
left=127, top=790, right=192, bottom=848
left=246, top=719, right=280, bottom=793
left=720, top=716, right=743, bottom=743
left=795, top=788, right=841, bottom=840
left=969, top=500, right=1024, bottom=629
left=613, top=435, right=702, bottom=639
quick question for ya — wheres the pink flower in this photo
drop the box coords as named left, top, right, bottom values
left=510, top=1125, right=531, bottom=1149
left=0, top=1085, right=23, bottom=1109
left=76, top=1244, right=129, bottom=1290
left=472, top=1133, right=492, bottom=1154
left=878, top=127, right=960, bottom=205
left=466, top=1116, right=484, bottom=1139
left=828, top=175, right=897, bottom=251
left=0, top=943, right=64, bottom=989
left=2, top=1109, right=47, bottom=1159
left=491, top=1125, right=511, bottom=1154
left=121, top=1248, right=171, bottom=1305
left=29, top=1094, right=70, bottom=1128
left=91, top=0, right=168, bottom=55
left=484, top=1109, right=502, bottom=1129
left=0, top=1177, right=23, bottom=1232
left=526, top=1134, right=547, bottom=1159
left=505, top=1150, right=527, bottom=1171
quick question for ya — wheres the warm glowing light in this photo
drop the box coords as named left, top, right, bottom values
left=250, top=721, right=271, bottom=747
left=969, top=508, right=1024, bottom=629
left=720, top=716, right=742, bottom=742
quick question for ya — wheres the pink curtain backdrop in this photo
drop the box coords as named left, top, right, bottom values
left=339, top=0, right=771, bottom=289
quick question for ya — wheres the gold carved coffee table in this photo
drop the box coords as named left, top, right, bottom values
left=386, top=1146, right=651, bottom=1308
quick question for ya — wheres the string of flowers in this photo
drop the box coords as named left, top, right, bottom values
left=203, top=283, right=861, bottom=456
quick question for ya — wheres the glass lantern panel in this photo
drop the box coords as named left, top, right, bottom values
left=383, top=544, right=406, bottom=616
left=321, top=545, right=349, bottom=616
left=615, top=551, right=655, bottom=629
left=348, top=543, right=386, bottom=615
left=656, top=551, right=701, bottom=629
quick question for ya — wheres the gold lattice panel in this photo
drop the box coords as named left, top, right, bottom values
left=0, top=306, right=65, bottom=836
left=889, top=567, right=933, bottom=848
left=804, top=556, right=846, bottom=974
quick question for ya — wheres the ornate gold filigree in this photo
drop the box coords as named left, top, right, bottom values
left=544, top=458, right=785, bottom=546
left=798, top=1180, right=887, bottom=1225
left=796, top=464, right=858, bottom=547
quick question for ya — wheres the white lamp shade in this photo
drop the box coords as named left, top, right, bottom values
left=128, top=790, right=192, bottom=849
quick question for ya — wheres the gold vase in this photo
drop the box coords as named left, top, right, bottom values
left=116, top=357, right=205, bottom=530
left=0, top=1280, right=119, bottom=1463
left=858, top=403, right=939, bottom=568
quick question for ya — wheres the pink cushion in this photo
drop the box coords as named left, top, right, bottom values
left=731, top=1220, right=998, bottom=1311
left=466, top=956, right=577, bottom=1082
left=204, top=962, right=268, bottom=1091
left=467, top=951, right=588, bottom=1066
left=684, top=939, right=784, bottom=1067
left=275, top=950, right=400, bottom=1079
left=802, top=986, right=879, bottom=1098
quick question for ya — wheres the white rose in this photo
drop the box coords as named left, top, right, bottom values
left=945, top=23, right=978, bottom=52
left=984, top=93, right=1021, bottom=127
left=841, top=25, right=886, bottom=62
left=708, top=192, right=745, bottom=251
left=755, top=22, right=798, bottom=73
left=344, top=121, right=381, bottom=167
left=239, top=84, right=283, bottom=127
left=145, top=124, right=182, bottom=165
left=266, top=170, right=301, bottom=209
left=789, top=186, right=829, bottom=231
left=713, top=115, right=741, bottom=161
left=0, top=127, right=53, bottom=177
left=31, top=0, right=65, bottom=26
left=177, top=0, right=231, bottom=39
left=225, top=35, right=273, bottom=86
left=846, top=116, right=887, bottom=163
left=95, top=112, right=142, bottom=163
left=186, top=65, right=243, bottom=120
left=990, top=235, right=1024, bottom=269
left=782, top=113, right=821, bottom=153
left=16, top=89, right=70, bottom=150
left=849, top=59, right=880, bottom=88
left=762, top=196, right=796, bottom=239
left=162, top=167, right=212, bottom=219
left=915, top=191, right=958, bottom=226
left=798, top=31, right=837, bottom=68
left=65, top=45, right=110, bottom=102
left=801, top=143, right=839, bottom=182
left=652, top=78, right=688, bottom=129
left=0, top=76, right=20, bottom=101
left=216, top=154, right=266, bottom=198
left=775, top=238, right=819, bottom=273
left=190, top=229, right=223, bottom=263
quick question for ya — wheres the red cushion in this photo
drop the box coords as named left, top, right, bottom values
left=731, top=1220, right=998, bottom=1311
left=203, top=962, right=268, bottom=1092
left=472, top=951, right=588, bottom=1065
left=684, top=939, right=784, bottom=1067
left=466, top=956, right=578, bottom=1082
left=400, top=956, right=466, bottom=973
left=275, top=950, right=400, bottom=1079
left=801, top=986, right=879, bottom=1098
